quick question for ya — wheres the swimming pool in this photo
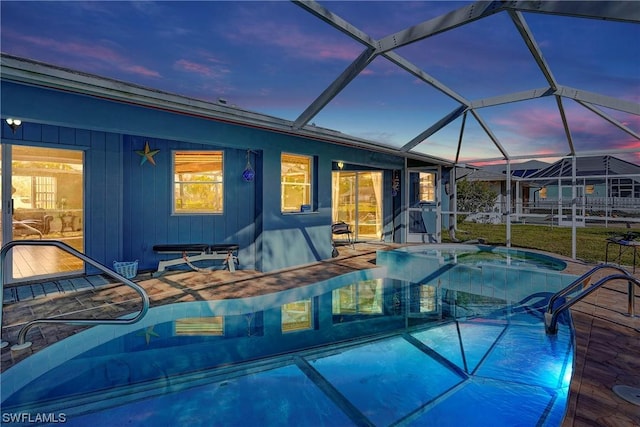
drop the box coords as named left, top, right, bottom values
left=1, top=247, right=577, bottom=426
left=392, top=244, right=567, bottom=271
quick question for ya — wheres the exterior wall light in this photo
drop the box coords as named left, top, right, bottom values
left=337, top=161, right=344, bottom=170
left=6, top=118, right=22, bottom=133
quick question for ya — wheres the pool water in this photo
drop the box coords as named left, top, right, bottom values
left=1, top=258, right=575, bottom=427
left=396, top=244, right=567, bottom=271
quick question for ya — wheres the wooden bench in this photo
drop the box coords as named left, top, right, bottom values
left=153, top=243, right=239, bottom=273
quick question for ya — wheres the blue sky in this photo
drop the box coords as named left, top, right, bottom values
left=1, top=1, right=639, bottom=164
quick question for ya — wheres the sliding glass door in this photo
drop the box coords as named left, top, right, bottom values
left=1, top=144, right=84, bottom=281
left=332, top=171, right=383, bottom=242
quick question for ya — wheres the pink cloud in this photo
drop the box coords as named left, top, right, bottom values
left=227, top=19, right=361, bottom=62
left=486, top=102, right=640, bottom=158
left=172, top=56, right=232, bottom=88
left=122, top=65, right=160, bottom=78
left=174, top=59, right=215, bottom=77
left=8, top=32, right=161, bottom=79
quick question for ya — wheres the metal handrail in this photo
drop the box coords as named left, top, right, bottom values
left=1, top=240, right=150, bottom=350
left=545, top=264, right=639, bottom=334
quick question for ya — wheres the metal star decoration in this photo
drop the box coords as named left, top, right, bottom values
left=135, top=141, right=160, bottom=166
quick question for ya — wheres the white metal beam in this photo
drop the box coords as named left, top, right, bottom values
left=575, top=100, right=640, bottom=141
left=555, top=96, right=576, bottom=155
left=557, top=85, right=640, bottom=116
left=292, top=47, right=376, bottom=129
left=293, top=0, right=377, bottom=46
left=455, top=112, right=468, bottom=164
left=468, top=87, right=555, bottom=109
left=402, top=105, right=468, bottom=152
left=464, top=146, right=640, bottom=164
left=375, top=1, right=505, bottom=54
left=293, top=1, right=469, bottom=127
left=382, top=52, right=469, bottom=106
left=508, top=10, right=558, bottom=90
left=503, top=1, right=640, bottom=24
left=506, top=160, right=512, bottom=247
left=470, top=110, right=510, bottom=159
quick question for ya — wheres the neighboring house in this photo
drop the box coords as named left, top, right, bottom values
left=455, top=160, right=550, bottom=220
left=527, top=155, right=640, bottom=218
left=456, top=156, right=640, bottom=225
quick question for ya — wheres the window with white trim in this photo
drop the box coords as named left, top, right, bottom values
left=281, top=153, right=312, bottom=212
left=173, top=151, right=223, bottom=214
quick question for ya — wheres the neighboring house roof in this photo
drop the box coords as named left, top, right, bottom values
left=456, top=159, right=551, bottom=183
left=481, top=160, right=550, bottom=178
left=528, top=155, right=640, bottom=179
left=455, top=168, right=513, bottom=182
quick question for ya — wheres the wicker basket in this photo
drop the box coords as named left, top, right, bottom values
left=113, top=260, right=138, bottom=279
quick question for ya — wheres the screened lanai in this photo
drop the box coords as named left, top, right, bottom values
left=1, top=0, right=639, bottom=260
left=2, top=1, right=638, bottom=163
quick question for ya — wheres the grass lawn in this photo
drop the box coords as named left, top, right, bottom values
left=442, top=222, right=638, bottom=266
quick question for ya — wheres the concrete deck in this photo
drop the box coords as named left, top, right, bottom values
left=1, top=242, right=638, bottom=426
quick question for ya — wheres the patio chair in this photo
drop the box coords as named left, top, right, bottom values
left=332, top=221, right=354, bottom=249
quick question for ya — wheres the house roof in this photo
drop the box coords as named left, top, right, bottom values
left=528, top=155, right=640, bottom=179
left=1, top=1, right=638, bottom=165
left=455, top=168, right=512, bottom=182
left=481, top=160, right=550, bottom=178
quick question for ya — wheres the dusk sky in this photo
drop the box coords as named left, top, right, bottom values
left=1, top=1, right=639, bottom=164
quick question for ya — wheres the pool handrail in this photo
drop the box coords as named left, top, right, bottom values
left=0, top=239, right=150, bottom=350
left=544, top=263, right=638, bottom=334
